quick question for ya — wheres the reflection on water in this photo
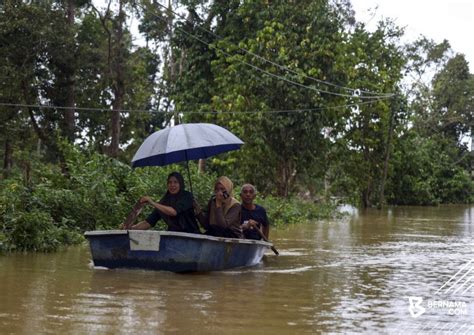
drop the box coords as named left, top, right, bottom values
left=1, top=205, right=472, bottom=334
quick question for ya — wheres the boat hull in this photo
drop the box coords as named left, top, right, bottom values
left=85, top=230, right=272, bottom=272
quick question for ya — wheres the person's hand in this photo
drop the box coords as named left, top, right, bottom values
left=248, top=219, right=258, bottom=229
left=215, top=191, right=224, bottom=207
left=140, top=196, right=152, bottom=204
left=120, top=222, right=134, bottom=230
left=243, top=219, right=258, bottom=230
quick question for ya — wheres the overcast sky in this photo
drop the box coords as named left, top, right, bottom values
left=350, top=0, right=474, bottom=70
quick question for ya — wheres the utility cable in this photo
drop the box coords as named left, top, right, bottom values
left=0, top=98, right=389, bottom=115
left=138, top=2, right=394, bottom=100
left=148, top=1, right=394, bottom=98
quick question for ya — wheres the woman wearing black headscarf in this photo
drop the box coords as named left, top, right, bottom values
left=128, top=172, right=201, bottom=234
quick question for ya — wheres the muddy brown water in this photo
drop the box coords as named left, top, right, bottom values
left=1, top=205, right=473, bottom=334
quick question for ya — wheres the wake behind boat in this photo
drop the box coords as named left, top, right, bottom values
left=85, top=230, right=273, bottom=273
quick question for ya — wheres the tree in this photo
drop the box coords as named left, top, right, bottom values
left=386, top=41, right=473, bottom=205
left=319, top=20, right=407, bottom=207
left=431, top=54, right=473, bottom=143
left=0, top=1, right=66, bottom=166
left=168, top=0, right=356, bottom=196
left=91, top=0, right=130, bottom=157
left=47, top=0, right=91, bottom=142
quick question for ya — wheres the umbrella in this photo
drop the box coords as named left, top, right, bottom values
left=131, top=123, right=244, bottom=191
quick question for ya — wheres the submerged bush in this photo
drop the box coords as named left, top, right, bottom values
left=0, top=143, right=337, bottom=252
left=259, top=196, right=338, bottom=226
left=0, top=144, right=217, bottom=252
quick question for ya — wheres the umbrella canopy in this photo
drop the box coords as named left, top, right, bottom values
left=132, top=123, right=244, bottom=168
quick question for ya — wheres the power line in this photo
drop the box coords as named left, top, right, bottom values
left=0, top=98, right=389, bottom=115
left=148, top=1, right=394, bottom=99
left=0, top=102, right=152, bottom=113
left=138, top=2, right=394, bottom=100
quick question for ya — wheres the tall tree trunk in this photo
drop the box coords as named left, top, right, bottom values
left=276, top=160, right=291, bottom=197
left=3, top=139, right=13, bottom=179
left=378, top=103, right=396, bottom=209
left=165, top=0, right=179, bottom=125
left=28, top=106, right=69, bottom=175
left=276, top=161, right=287, bottom=197
left=110, top=104, right=122, bottom=157
left=109, top=0, right=125, bottom=157
left=361, top=186, right=371, bottom=208
left=361, top=146, right=372, bottom=208
left=64, top=0, right=76, bottom=142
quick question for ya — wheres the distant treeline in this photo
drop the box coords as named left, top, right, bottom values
left=0, top=0, right=472, bottom=210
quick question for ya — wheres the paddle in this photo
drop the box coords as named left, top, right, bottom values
left=255, top=227, right=279, bottom=255
left=122, top=199, right=146, bottom=229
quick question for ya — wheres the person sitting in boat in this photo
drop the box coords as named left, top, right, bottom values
left=126, top=171, right=201, bottom=234
left=240, top=184, right=270, bottom=240
left=194, top=176, right=243, bottom=238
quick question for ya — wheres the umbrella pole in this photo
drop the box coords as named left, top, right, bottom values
left=185, top=153, right=193, bottom=193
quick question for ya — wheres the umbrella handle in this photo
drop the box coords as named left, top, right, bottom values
left=185, top=158, right=193, bottom=194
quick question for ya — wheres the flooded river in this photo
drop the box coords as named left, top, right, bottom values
left=1, top=205, right=473, bottom=334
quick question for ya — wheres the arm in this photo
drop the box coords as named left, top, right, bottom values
left=214, top=204, right=240, bottom=229
left=129, top=220, right=151, bottom=230
left=141, top=196, right=177, bottom=216
left=211, top=191, right=241, bottom=229
left=242, top=219, right=258, bottom=231
left=242, top=218, right=269, bottom=238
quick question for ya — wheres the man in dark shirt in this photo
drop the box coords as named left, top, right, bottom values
left=240, top=184, right=270, bottom=240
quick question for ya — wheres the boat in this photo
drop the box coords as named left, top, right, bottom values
left=85, top=230, right=273, bottom=272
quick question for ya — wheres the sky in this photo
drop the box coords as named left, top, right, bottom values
left=350, top=0, right=474, bottom=70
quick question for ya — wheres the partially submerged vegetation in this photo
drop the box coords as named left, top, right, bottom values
left=0, top=145, right=336, bottom=252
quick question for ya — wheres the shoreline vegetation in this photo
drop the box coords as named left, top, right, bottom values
left=0, top=143, right=471, bottom=253
left=0, top=145, right=338, bottom=253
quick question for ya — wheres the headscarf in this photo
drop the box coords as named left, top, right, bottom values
left=215, top=176, right=240, bottom=215
left=159, top=171, right=186, bottom=207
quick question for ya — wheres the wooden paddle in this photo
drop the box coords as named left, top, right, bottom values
left=122, top=199, right=146, bottom=229
left=255, top=227, right=279, bottom=255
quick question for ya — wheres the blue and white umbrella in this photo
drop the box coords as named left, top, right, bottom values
left=132, top=123, right=244, bottom=190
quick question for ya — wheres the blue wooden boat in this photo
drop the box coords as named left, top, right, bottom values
left=84, top=230, right=272, bottom=272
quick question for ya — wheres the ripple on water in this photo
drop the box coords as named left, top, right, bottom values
left=276, top=250, right=310, bottom=256
left=222, top=265, right=315, bottom=275
left=1, top=205, right=472, bottom=334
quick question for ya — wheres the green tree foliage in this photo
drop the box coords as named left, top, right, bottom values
left=391, top=41, right=474, bottom=206
left=0, top=1, right=66, bottom=163
left=431, top=54, right=473, bottom=142
left=168, top=1, right=410, bottom=206
left=387, top=132, right=473, bottom=205
left=169, top=0, right=357, bottom=196
left=327, top=21, right=407, bottom=207
left=0, top=1, right=161, bottom=162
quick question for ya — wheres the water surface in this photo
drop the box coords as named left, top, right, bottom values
left=1, top=205, right=472, bottom=334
